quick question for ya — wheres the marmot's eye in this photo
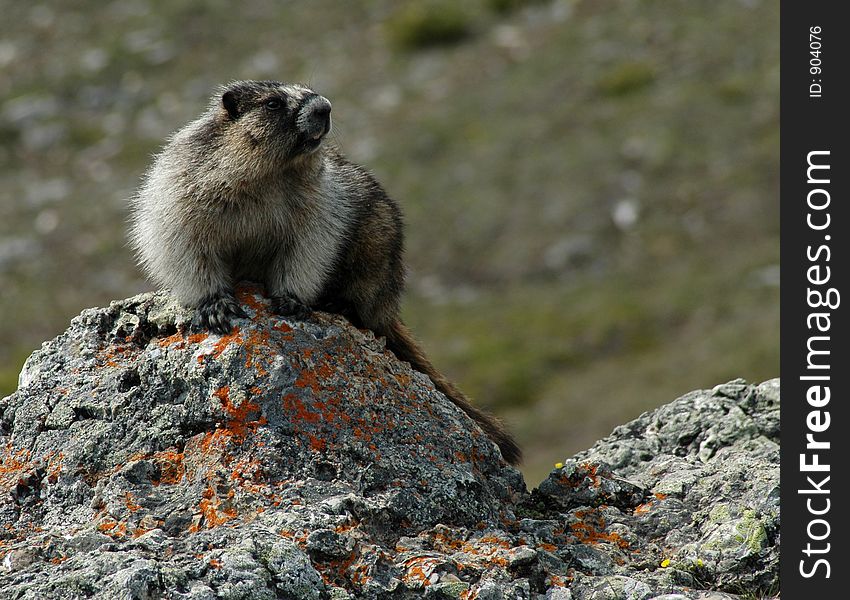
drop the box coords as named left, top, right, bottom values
left=265, top=98, right=282, bottom=111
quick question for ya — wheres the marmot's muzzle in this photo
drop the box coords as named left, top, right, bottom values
left=298, top=95, right=332, bottom=141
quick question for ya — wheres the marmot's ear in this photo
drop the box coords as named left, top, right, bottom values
left=222, top=90, right=240, bottom=119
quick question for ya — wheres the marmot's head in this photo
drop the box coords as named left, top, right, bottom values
left=216, top=80, right=332, bottom=167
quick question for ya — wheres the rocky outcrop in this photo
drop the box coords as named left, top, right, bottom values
left=0, top=286, right=779, bottom=599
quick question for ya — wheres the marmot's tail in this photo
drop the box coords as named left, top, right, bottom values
left=383, top=318, right=522, bottom=465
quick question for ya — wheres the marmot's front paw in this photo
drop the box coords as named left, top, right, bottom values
left=271, top=294, right=312, bottom=320
left=196, top=294, right=248, bottom=334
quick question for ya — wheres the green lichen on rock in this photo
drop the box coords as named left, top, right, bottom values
left=709, top=504, right=732, bottom=524
left=736, top=509, right=769, bottom=554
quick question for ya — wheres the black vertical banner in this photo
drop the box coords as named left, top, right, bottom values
left=781, top=2, right=849, bottom=596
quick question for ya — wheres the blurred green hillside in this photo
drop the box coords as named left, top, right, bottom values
left=0, top=0, right=778, bottom=483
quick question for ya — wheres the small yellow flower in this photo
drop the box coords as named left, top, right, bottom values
left=696, top=559, right=704, bottom=567
left=554, top=462, right=564, bottom=469
left=660, top=559, right=671, bottom=568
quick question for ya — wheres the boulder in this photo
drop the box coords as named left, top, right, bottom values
left=0, top=286, right=779, bottom=599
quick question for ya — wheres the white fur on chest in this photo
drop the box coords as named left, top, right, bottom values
left=270, top=171, right=350, bottom=303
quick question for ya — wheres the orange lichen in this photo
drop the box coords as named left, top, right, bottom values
left=335, top=521, right=359, bottom=535
left=430, top=531, right=514, bottom=569
left=0, top=446, right=32, bottom=486
left=229, top=456, right=264, bottom=483
left=196, top=484, right=237, bottom=529
left=209, top=327, right=242, bottom=360
left=293, top=354, right=337, bottom=393
left=242, top=328, right=271, bottom=377
left=124, top=492, right=142, bottom=513
left=556, top=461, right=601, bottom=489
left=478, top=535, right=512, bottom=549
left=155, top=306, right=281, bottom=383
left=97, top=519, right=128, bottom=539
left=1, top=448, right=67, bottom=491
left=402, top=555, right=441, bottom=586
left=281, top=393, right=321, bottom=425
left=314, top=548, right=359, bottom=587
left=235, top=286, right=268, bottom=317
left=634, top=493, right=667, bottom=515
left=158, top=332, right=184, bottom=347
left=308, top=435, right=326, bottom=452
left=633, top=502, right=650, bottom=514
left=295, top=370, right=322, bottom=393
left=150, top=451, right=185, bottom=485
left=212, top=386, right=229, bottom=402
left=213, top=386, right=266, bottom=440
left=46, top=452, right=65, bottom=482
left=570, top=509, right=629, bottom=549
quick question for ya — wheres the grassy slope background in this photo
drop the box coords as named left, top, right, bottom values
left=0, top=0, right=778, bottom=482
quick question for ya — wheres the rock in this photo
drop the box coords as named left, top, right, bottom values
left=566, top=379, right=780, bottom=594
left=0, top=286, right=779, bottom=598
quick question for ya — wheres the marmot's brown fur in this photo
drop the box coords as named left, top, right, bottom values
left=129, top=80, right=521, bottom=465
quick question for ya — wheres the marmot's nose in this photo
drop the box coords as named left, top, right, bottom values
left=301, top=95, right=331, bottom=134
left=310, top=97, right=332, bottom=119
left=298, top=95, right=332, bottom=140
left=302, top=95, right=331, bottom=124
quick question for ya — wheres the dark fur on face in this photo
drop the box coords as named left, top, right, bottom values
left=215, top=81, right=332, bottom=166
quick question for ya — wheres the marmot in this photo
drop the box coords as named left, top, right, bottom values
left=129, top=80, right=521, bottom=465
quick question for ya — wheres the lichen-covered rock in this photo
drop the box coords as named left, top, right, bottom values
left=565, top=379, right=780, bottom=595
left=0, top=287, right=779, bottom=599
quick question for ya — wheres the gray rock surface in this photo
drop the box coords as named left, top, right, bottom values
left=0, top=287, right=779, bottom=599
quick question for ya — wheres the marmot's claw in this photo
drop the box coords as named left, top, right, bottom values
left=271, top=294, right=312, bottom=320
left=195, top=294, right=247, bottom=334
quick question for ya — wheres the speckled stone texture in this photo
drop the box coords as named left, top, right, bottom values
left=0, top=287, right=778, bottom=599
